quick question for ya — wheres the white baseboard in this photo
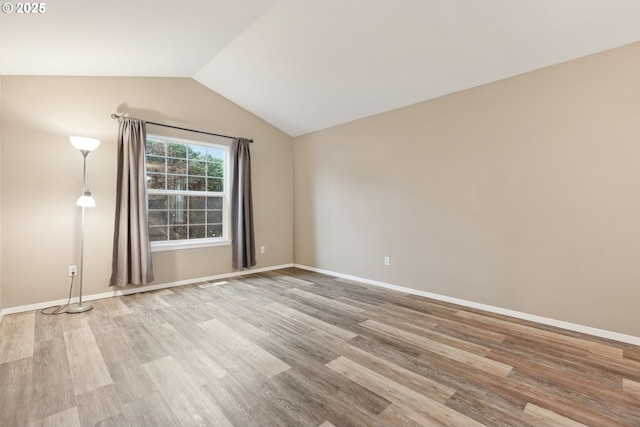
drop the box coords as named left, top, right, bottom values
left=0, top=263, right=294, bottom=317
left=293, top=264, right=640, bottom=347
left=4, top=262, right=638, bottom=347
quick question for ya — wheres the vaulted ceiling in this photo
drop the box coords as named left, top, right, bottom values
left=1, top=0, right=639, bottom=136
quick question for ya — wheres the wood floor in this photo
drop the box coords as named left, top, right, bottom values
left=1, top=268, right=640, bottom=426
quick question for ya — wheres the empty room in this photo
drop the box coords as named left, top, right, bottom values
left=1, top=1, right=640, bottom=426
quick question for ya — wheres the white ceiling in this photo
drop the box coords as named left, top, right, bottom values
left=1, top=0, right=639, bottom=137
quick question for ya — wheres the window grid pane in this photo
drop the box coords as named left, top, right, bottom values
left=147, top=137, right=226, bottom=243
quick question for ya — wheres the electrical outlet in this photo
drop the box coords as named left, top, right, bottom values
left=384, top=256, right=390, bottom=266
left=68, top=265, right=78, bottom=276
left=260, top=246, right=266, bottom=254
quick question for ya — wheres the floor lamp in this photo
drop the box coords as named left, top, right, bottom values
left=68, top=136, right=100, bottom=314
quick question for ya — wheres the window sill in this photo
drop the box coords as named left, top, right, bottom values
left=151, top=239, right=231, bottom=252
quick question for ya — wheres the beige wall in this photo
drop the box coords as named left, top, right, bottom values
left=294, top=43, right=640, bottom=337
left=2, top=45, right=639, bottom=339
left=0, top=77, right=3, bottom=315
left=1, top=76, right=293, bottom=308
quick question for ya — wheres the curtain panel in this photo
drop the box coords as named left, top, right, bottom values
left=231, top=138, right=256, bottom=269
left=109, top=117, right=154, bottom=286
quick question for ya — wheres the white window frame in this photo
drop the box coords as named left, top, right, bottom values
left=146, top=134, right=231, bottom=252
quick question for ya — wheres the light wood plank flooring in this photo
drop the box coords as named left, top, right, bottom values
left=1, top=268, right=639, bottom=426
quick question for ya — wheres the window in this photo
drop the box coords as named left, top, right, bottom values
left=146, top=135, right=230, bottom=250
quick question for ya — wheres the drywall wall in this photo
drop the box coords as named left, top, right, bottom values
left=1, top=76, right=293, bottom=308
left=0, top=76, right=3, bottom=316
left=294, top=42, right=640, bottom=337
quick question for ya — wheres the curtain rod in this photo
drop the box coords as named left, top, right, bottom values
left=110, top=114, right=253, bottom=143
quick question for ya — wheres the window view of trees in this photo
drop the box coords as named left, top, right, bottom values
left=146, top=137, right=227, bottom=243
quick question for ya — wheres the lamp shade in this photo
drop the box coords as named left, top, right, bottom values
left=77, top=191, right=96, bottom=207
left=70, top=136, right=101, bottom=152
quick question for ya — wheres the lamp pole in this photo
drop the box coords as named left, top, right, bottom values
left=68, top=139, right=98, bottom=314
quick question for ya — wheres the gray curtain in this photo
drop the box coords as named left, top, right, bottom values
left=231, top=138, right=256, bottom=269
left=109, top=117, right=154, bottom=286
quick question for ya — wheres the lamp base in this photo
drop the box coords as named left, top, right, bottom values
left=67, top=303, right=93, bottom=314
